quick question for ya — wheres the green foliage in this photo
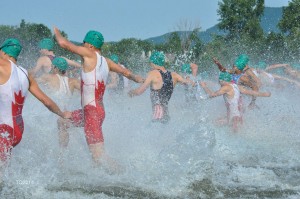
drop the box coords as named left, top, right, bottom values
left=0, top=20, right=80, bottom=68
left=0, top=5, right=299, bottom=75
left=218, top=0, right=264, bottom=39
left=103, top=38, right=150, bottom=72
left=278, top=0, right=300, bottom=35
left=278, top=0, right=300, bottom=61
left=165, top=32, right=182, bottom=54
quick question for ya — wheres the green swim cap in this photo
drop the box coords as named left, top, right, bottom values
left=52, top=57, right=68, bottom=71
left=0, top=38, right=22, bottom=59
left=149, top=51, right=165, bottom=66
left=83, top=30, right=104, bottom=49
left=110, top=54, right=119, bottom=64
left=219, top=72, right=232, bottom=82
left=38, top=38, right=54, bottom=50
left=181, top=63, right=192, bottom=74
left=235, top=54, right=249, bottom=71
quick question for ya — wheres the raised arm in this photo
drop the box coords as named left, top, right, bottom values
left=213, top=57, right=227, bottom=72
left=107, top=58, right=144, bottom=83
left=54, top=27, right=90, bottom=58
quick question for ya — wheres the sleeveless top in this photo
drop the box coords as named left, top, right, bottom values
left=52, top=74, right=72, bottom=109
left=56, top=74, right=71, bottom=96
left=0, top=61, right=29, bottom=140
left=81, top=52, right=109, bottom=107
left=150, top=70, right=174, bottom=123
left=150, top=70, right=174, bottom=108
left=223, top=84, right=241, bottom=120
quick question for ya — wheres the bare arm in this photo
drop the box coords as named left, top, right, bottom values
left=239, top=85, right=271, bottom=97
left=173, top=72, right=195, bottom=86
left=107, top=58, right=144, bottom=83
left=28, top=74, right=70, bottom=118
left=213, top=57, right=227, bottom=72
left=128, top=72, right=152, bottom=97
left=29, top=57, right=49, bottom=77
left=200, top=82, right=228, bottom=98
left=272, top=74, right=300, bottom=87
left=265, top=64, right=290, bottom=71
left=63, top=57, right=82, bottom=68
left=54, top=27, right=91, bottom=58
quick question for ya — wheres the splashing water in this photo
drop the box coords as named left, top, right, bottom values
left=1, top=79, right=300, bottom=199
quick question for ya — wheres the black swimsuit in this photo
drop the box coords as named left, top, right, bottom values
left=150, top=70, right=174, bottom=123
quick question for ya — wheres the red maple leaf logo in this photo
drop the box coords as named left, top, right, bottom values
left=95, top=80, right=105, bottom=103
left=11, top=90, right=25, bottom=136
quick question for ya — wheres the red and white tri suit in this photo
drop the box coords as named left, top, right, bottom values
left=0, top=61, right=29, bottom=161
left=71, top=52, right=109, bottom=145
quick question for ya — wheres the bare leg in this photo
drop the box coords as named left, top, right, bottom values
left=57, top=118, right=71, bottom=166
left=0, top=155, right=9, bottom=184
left=88, top=142, right=124, bottom=174
left=57, top=118, right=70, bottom=148
left=88, top=142, right=105, bottom=164
left=231, top=116, right=242, bottom=133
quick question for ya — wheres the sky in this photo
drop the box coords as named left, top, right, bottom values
left=0, top=0, right=291, bottom=42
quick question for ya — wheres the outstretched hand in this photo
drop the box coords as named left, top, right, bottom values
left=213, top=57, right=219, bottom=64
left=263, top=92, right=271, bottom=97
left=62, top=111, right=72, bottom=119
left=53, top=26, right=60, bottom=35
left=53, top=26, right=64, bottom=42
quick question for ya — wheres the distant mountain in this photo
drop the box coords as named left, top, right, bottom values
left=146, top=7, right=283, bottom=44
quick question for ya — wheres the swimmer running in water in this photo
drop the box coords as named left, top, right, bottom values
left=0, top=38, right=71, bottom=181
left=128, top=51, right=195, bottom=123
left=106, top=54, right=130, bottom=94
left=54, top=27, right=144, bottom=172
left=30, top=38, right=81, bottom=77
left=213, top=55, right=262, bottom=109
left=35, top=57, right=81, bottom=162
left=265, top=63, right=300, bottom=81
left=200, top=72, right=271, bottom=133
